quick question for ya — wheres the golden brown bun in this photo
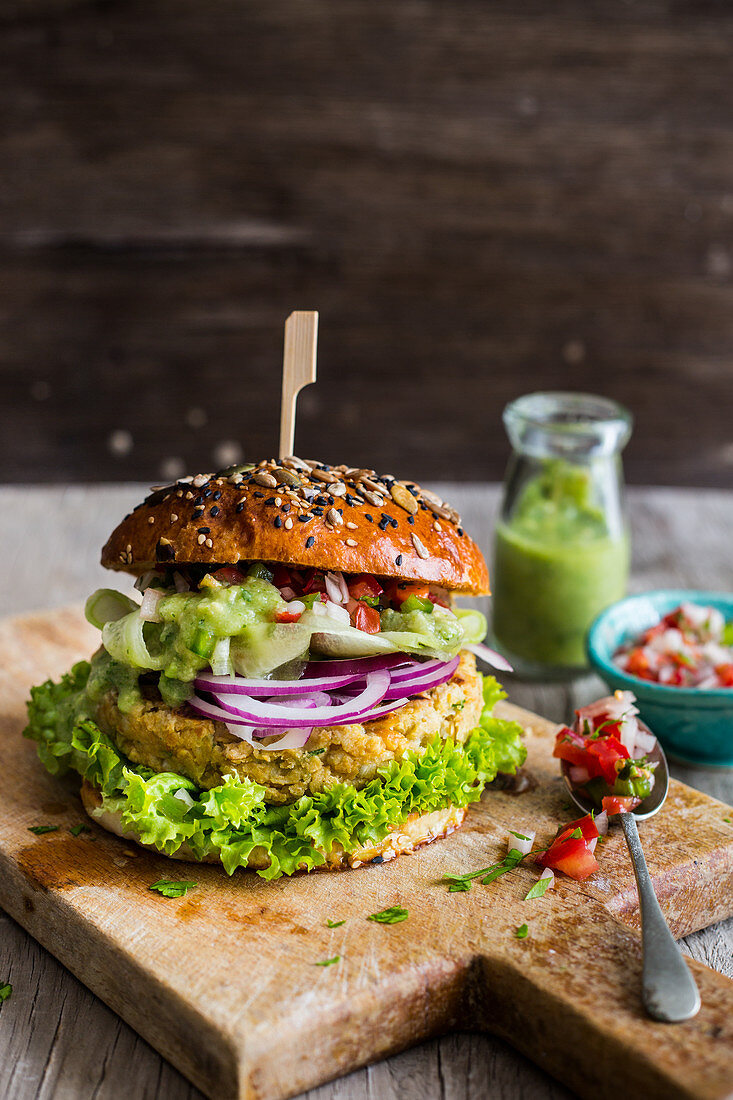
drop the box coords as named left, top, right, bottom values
left=102, top=457, right=489, bottom=594
left=80, top=780, right=466, bottom=872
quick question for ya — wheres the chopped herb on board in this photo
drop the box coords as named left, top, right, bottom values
left=28, top=825, right=59, bottom=835
left=515, top=924, right=529, bottom=939
left=0, top=983, right=11, bottom=1008
left=315, top=956, right=340, bottom=967
left=326, top=919, right=346, bottom=928
left=149, top=880, right=197, bottom=898
left=69, top=824, right=91, bottom=837
left=524, top=875, right=554, bottom=901
left=367, top=906, right=408, bottom=924
left=443, top=847, right=526, bottom=893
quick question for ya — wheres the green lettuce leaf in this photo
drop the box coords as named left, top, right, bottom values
left=24, top=668, right=526, bottom=880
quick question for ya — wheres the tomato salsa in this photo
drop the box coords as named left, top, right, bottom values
left=613, top=602, right=733, bottom=689
left=553, top=690, right=657, bottom=814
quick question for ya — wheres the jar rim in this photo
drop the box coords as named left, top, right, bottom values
left=503, top=392, right=633, bottom=457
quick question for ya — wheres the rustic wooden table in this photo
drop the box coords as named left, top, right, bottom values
left=1, top=484, right=731, bottom=1100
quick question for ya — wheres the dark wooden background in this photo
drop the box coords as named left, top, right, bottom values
left=2, top=0, right=732, bottom=486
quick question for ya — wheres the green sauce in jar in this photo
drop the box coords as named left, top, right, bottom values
left=492, top=459, right=629, bottom=670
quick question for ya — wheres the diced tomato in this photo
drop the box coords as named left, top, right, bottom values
left=553, top=731, right=592, bottom=770
left=275, top=610, right=302, bottom=624
left=348, top=574, right=383, bottom=601
left=272, top=565, right=293, bottom=589
left=352, top=603, right=381, bottom=634
left=211, top=566, right=246, bottom=586
left=556, top=814, right=599, bottom=843
left=301, top=569, right=326, bottom=595
left=389, top=583, right=432, bottom=608
left=586, top=735, right=629, bottom=786
left=716, top=663, right=733, bottom=687
left=537, top=836, right=599, bottom=881
left=625, top=648, right=655, bottom=680
left=602, top=795, right=640, bottom=816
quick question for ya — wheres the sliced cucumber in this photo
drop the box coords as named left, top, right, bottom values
left=85, top=588, right=139, bottom=630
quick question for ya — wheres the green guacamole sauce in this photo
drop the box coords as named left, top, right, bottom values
left=492, top=460, right=629, bottom=669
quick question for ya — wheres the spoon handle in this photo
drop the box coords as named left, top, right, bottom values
left=620, top=813, right=701, bottom=1023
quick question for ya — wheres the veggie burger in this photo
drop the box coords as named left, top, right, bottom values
left=25, top=457, right=525, bottom=879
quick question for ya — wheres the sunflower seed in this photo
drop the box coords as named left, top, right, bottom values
left=346, top=521, right=358, bottom=530
left=329, top=482, right=347, bottom=497
left=282, top=456, right=311, bottom=472
left=412, top=534, right=429, bottom=559
left=362, top=490, right=384, bottom=507
left=359, top=476, right=385, bottom=495
left=390, top=483, right=419, bottom=514
left=253, top=471, right=277, bottom=489
left=310, top=468, right=338, bottom=484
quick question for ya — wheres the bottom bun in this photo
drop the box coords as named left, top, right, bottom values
left=80, top=779, right=467, bottom=872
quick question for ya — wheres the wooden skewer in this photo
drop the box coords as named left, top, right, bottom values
left=279, top=311, right=318, bottom=459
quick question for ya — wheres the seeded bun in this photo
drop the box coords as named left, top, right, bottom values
left=102, top=457, right=490, bottom=594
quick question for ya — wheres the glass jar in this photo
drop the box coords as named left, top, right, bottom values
left=491, top=392, right=633, bottom=679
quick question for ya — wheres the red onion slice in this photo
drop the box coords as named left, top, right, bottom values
left=383, top=656, right=459, bottom=698
left=225, top=723, right=314, bottom=750
left=464, top=643, right=514, bottom=673
left=194, top=670, right=365, bottom=696
left=302, top=653, right=408, bottom=677
left=197, top=669, right=391, bottom=727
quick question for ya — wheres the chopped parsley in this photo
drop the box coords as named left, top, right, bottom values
left=315, top=956, right=340, bottom=967
left=0, top=983, right=11, bottom=1008
left=69, top=824, right=91, bottom=837
left=28, top=825, right=59, bottom=835
left=443, top=847, right=526, bottom=892
left=367, top=906, right=408, bottom=925
left=515, top=924, right=529, bottom=939
left=508, top=830, right=530, bottom=841
left=524, top=875, right=554, bottom=901
left=326, top=918, right=346, bottom=928
left=568, top=827, right=583, bottom=839
left=149, top=879, right=197, bottom=898
left=724, top=817, right=731, bottom=824
left=451, top=701, right=465, bottom=711
left=306, top=748, right=326, bottom=757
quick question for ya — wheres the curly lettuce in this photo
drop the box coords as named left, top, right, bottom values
left=24, top=665, right=525, bottom=880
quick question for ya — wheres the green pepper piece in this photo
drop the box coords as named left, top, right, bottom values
left=400, top=595, right=434, bottom=614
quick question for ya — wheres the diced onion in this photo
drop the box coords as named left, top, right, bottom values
left=569, top=765, right=590, bottom=785
left=507, top=829, right=535, bottom=857
left=539, top=868, right=555, bottom=888
left=140, top=587, right=164, bottom=623
left=210, top=636, right=232, bottom=677
left=594, top=810, right=609, bottom=836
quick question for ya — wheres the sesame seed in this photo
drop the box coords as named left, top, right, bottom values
left=282, top=503, right=291, bottom=513
left=197, top=534, right=206, bottom=545
left=192, top=474, right=208, bottom=488
left=345, top=538, right=358, bottom=547
left=235, top=503, right=245, bottom=514
left=365, top=514, right=373, bottom=523
left=264, top=497, right=276, bottom=506
left=148, top=516, right=155, bottom=524
left=407, top=516, right=415, bottom=525
left=457, top=527, right=464, bottom=536
left=170, top=513, right=178, bottom=523
left=298, top=514, right=312, bottom=523
left=306, top=536, right=315, bottom=548
left=205, top=538, right=213, bottom=549
left=274, top=517, right=282, bottom=528
left=346, top=521, right=358, bottom=530
left=395, top=554, right=403, bottom=566
left=284, top=517, right=294, bottom=530
left=210, top=505, right=220, bottom=517
left=185, top=491, right=194, bottom=500
left=433, top=521, right=442, bottom=532
left=275, top=496, right=282, bottom=507
left=203, top=489, right=212, bottom=499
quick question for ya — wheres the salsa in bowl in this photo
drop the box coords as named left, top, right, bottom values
left=587, top=590, right=733, bottom=767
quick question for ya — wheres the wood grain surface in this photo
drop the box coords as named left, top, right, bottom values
left=1, top=604, right=732, bottom=1100
left=2, top=2, right=733, bottom=486
left=1, top=484, right=732, bottom=1100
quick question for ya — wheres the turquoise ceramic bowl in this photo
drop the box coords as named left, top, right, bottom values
left=587, top=590, right=733, bottom=767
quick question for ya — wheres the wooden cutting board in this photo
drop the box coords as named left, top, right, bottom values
left=1, top=607, right=732, bottom=1100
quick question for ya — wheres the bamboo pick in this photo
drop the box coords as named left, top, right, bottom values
left=279, top=311, right=318, bottom=459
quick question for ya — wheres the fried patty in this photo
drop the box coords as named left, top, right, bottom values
left=92, top=651, right=483, bottom=804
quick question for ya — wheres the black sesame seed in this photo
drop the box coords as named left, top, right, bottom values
left=264, top=497, right=276, bottom=506
left=203, top=489, right=212, bottom=499
left=274, top=517, right=282, bottom=528
left=235, top=503, right=245, bottom=513
left=371, top=855, right=385, bottom=865
left=253, top=492, right=264, bottom=499
left=391, top=518, right=398, bottom=528
left=193, top=496, right=204, bottom=507
left=312, top=507, right=324, bottom=516
left=210, top=505, right=220, bottom=517
left=378, top=520, right=389, bottom=531
left=315, top=495, right=329, bottom=506
left=365, top=514, right=373, bottom=522
left=381, top=513, right=391, bottom=524
left=298, top=514, right=312, bottom=523
left=345, top=494, right=355, bottom=505
left=192, top=508, right=205, bottom=519
left=213, top=490, right=222, bottom=500
left=407, top=516, right=415, bottom=525
left=395, top=554, right=403, bottom=565
left=458, top=527, right=464, bottom=536
left=282, top=503, right=291, bottom=513
left=306, top=536, right=315, bottom=548
left=197, top=526, right=210, bottom=535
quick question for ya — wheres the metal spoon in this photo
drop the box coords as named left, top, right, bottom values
left=561, top=737, right=701, bottom=1023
